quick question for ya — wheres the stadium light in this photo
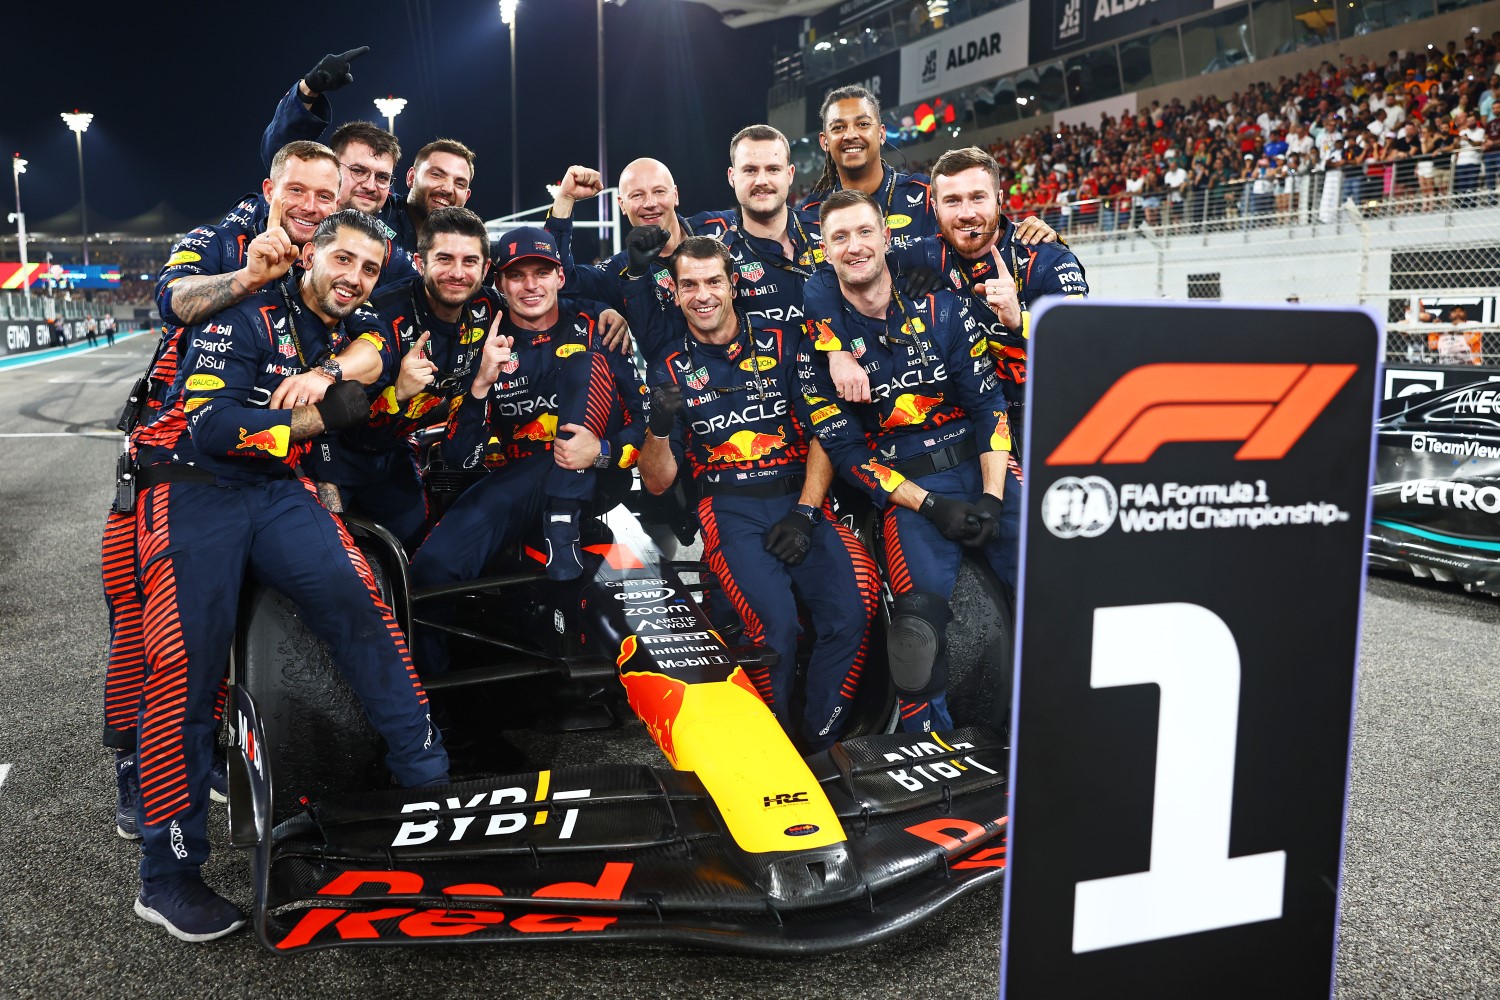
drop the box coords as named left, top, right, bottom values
left=374, top=96, right=408, bottom=137
left=500, top=1, right=520, bottom=215
left=61, top=111, right=93, bottom=266
left=9, top=155, right=29, bottom=306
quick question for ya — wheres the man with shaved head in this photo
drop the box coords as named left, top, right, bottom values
left=545, top=157, right=691, bottom=361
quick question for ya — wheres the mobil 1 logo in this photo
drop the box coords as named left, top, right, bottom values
left=1001, top=302, right=1380, bottom=999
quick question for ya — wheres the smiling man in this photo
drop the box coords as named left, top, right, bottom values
left=799, top=85, right=938, bottom=248
left=635, top=237, right=878, bottom=752
left=126, top=209, right=450, bottom=942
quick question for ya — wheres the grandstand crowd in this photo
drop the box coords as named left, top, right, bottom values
left=794, top=26, right=1500, bottom=231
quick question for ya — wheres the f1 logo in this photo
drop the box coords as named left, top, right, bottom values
left=1046, top=363, right=1356, bottom=466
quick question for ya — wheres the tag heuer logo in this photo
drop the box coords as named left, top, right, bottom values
left=851, top=337, right=866, bottom=359
left=653, top=268, right=672, bottom=288
left=687, top=367, right=710, bottom=391
left=276, top=334, right=296, bottom=358
left=740, top=262, right=765, bottom=282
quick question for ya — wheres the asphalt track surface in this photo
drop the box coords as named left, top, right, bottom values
left=0, top=337, right=1494, bottom=999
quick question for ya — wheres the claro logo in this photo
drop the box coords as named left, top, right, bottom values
left=1047, top=363, right=1356, bottom=465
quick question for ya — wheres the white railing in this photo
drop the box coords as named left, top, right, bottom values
left=484, top=187, right=623, bottom=260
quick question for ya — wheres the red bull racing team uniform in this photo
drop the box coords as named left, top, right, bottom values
left=313, top=277, right=506, bottom=549
left=259, top=81, right=420, bottom=273
left=128, top=276, right=449, bottom=882
left=682, top=207, right=825, bottom=329
left=408, top=303, right=639, bottom=673
left=799, top=163, right=938, bottom=249
left=642, top=310, right=879, bottom=752
left=796, top=285, right=1016, bottom=733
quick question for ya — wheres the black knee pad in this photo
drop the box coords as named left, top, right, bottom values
left=887, top=591, right=951, bottom=697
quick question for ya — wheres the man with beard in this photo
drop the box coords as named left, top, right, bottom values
left=637, top=237, right=878, bottom=752
left=103, top=141, right=397, bottom=843
left=806, top=147, right=1086, bottom=448
left=126, top=210, right=449, bottom=941
left=410, top=227, right=636, bottom=670
left=799, top=85, right=937, bottom=249
left=320, top=207, right=504, bottom=549
left=796, top=190, right=1013, bottom=734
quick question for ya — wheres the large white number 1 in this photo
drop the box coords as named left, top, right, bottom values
left=1072, top=603, right=1286, bottom=953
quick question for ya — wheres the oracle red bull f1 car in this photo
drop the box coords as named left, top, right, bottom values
left=1369, top=381, right=1500, bottom=595
left=227, top=502, right=1012, bottom=954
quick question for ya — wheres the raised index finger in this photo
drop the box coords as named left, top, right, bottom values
left=267, top=194, right=284, bottom=233
left=339, top=46, right=370, bottom=63
left=408, top=331, right=431, bottom=356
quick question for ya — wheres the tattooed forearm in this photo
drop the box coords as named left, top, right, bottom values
left=170, top=271, right=251, bottom=325
left=289, top=405, right=326, bottom=443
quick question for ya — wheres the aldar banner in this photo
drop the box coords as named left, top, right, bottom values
left=1029, top=0, right=1216, bottom=63
left=1001, top=301, right=1380, bottom=998
left=898, top=4, right=1030, bottom=106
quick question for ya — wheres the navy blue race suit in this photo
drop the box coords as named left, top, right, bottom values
left=682, top=208, right=826, bottom=328
left=799, top=163, right=938, bottom=248
left=258, top=81, right=419, bottom=276
left=803, top=217, right=1088, bottom=446
left=796, top=283, right=1016, bottom=733
left=313, top=278, right=506, bottom=549
left=128, top=275, right=448, bottom=881
left=639, top=305, right=878, bottom=751
left=408, top=304, right=638, bottom=674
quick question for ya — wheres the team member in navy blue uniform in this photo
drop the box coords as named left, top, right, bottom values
left=128, top=210, right=448, bottom=942
left=545, top=159, right=691, bottom=362
left=636, top=238, right=878, bottom=751
left=807, top=146, right=1084, bottom=448
left=799, top=85, right=937, bottom=249
left=798, top=190, right=1014, bottom=734
left=410, top=227, right=636, bottom=674
left=320, top=207, right=504, bottom=549
left=103, top=140, right=386, bottom=841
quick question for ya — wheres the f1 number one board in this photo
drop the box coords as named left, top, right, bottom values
left=999, top=301, right=1380, bottom=998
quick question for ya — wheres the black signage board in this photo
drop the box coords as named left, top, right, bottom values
left=805, top=51, right=903, bottom=134
left=1000, top=301, right=1380, bottom=999
left=1381, top=363, right=1500, bottom=415
left=1029, top=0, right=1215, bottom=63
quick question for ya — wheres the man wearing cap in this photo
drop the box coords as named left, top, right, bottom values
left=408, top=226, right=639, bottom=669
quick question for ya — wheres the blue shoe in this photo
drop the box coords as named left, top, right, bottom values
left=134, top=872, right=246, bottom=942
left=897, top=693, right=954, bottom=733
left=114, top=752, right=141, bottom=841
left=208, top=753, right=228, bottom=804
left=544, top=508, right=584, bottom=581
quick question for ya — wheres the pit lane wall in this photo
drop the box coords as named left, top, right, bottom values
left=3, top=319, right=83, bottom=358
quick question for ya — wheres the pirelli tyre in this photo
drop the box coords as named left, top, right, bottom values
left=232, top=529, right=393, bottom=824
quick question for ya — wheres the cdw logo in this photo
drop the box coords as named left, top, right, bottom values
left=1047, top=363, right=1356, bottom=465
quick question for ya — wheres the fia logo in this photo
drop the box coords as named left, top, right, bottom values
left=1057, top=0, right=1082, bottom=42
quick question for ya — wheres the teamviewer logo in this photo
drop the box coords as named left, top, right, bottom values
left=1047, top=363, right=1356, bottom=465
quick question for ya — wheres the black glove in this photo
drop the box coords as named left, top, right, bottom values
left=303, top=46, right=370, bottom=94
left=919, top=492, right=997, bottom=548
left=625, top=225, right=670, bottom=277
left=316, top=379, right=372, bottom=432
left=764, top=506, right=816, bottom=565
left=648, top=384, right=683, bottom=438
left=902, top=264, right=946, bottom=300
left=974, top=492, right=1005, bottom=527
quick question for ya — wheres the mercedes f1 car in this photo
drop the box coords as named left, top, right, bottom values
left=226, top=495, right=1013, bottom=954
left=1369, top=380, right=1500, bottom=595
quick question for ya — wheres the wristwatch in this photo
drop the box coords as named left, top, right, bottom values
left=316, top=357, right=343, bottom=382
left=592, top=439, right=614, bottom=469
left=793, top=502, right=823, bottom=524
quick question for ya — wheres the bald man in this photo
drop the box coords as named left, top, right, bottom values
left=545, top=157, right=690, bottom=363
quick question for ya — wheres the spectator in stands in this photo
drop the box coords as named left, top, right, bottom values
left=1429, top=305, right=1482, bottom=365
left=1452, top=110, right=1485, bottom=204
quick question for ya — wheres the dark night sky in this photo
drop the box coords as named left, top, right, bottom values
left=4, top=0, right=787, bottom=246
